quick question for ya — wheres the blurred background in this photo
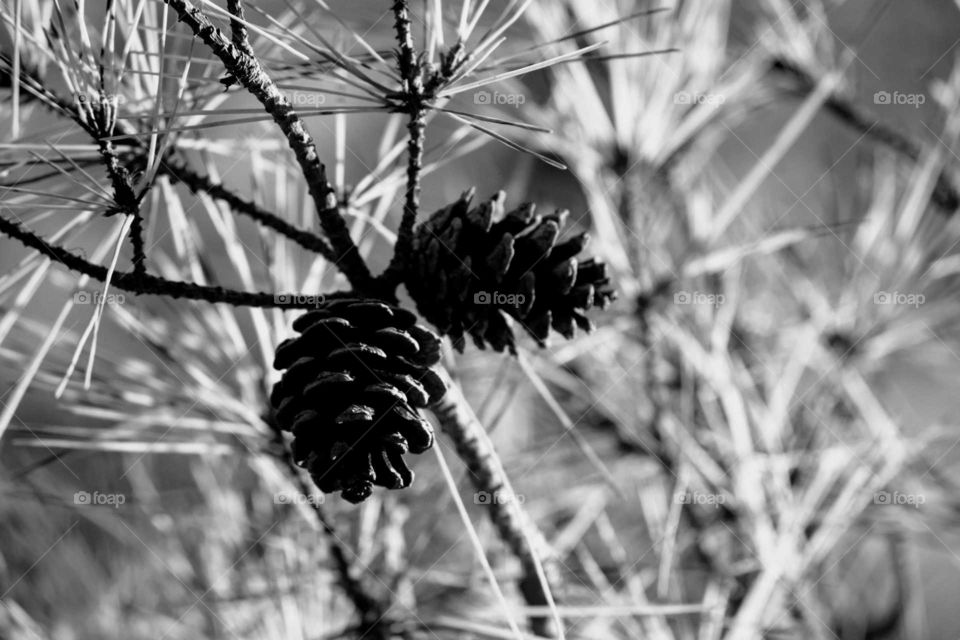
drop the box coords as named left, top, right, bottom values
left=3, top=0, right=960, bottom=638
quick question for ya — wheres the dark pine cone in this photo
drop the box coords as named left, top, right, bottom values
left=406, top=190, right=616, bottom=353
left=270, top=297, right=446, bottom=503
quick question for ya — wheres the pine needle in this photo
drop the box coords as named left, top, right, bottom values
left=432, top=444, right=526, bottom=640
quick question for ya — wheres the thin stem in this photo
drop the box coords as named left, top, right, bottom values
left=156, top=155, right=339, bottom=261
left=380, top=0, right=427, bottom=290
left=9, top=70, right=341, bottom=269
left=430, top=370, right=561, bottom=638
left=771, top=56, right=960, bottom=212
left=96, top=138, right=147, bottom=275
left=0, top=212, right=323, bottom=308
left=163, top=0, right=373, bottom=291
left=128, top=210, right=147, bottom=275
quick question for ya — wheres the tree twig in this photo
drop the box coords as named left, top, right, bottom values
left=127, top=209, right=148, bottom=275
left=0, top=212, right=324, bottom=308
left=770, top=56, right=960, bottom=212
left=156, top=154, right=339, bottom=261
left=430, top=368, right=561, bottom=638
left=226, top=0, right=254, bottom=58
left=4, top=62, right=341, bottom=270
left=380, top=0, right=427, bottom=290
left=163, top=0, right=373, bottom=291
left=96, top=138, right=148, bottom=275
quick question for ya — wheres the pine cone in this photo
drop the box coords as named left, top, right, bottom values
left=270, top=297, right=446, bottom=503
left=406, top=190, right=616, bottom=353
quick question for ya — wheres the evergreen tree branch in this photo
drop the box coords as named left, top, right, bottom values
left=155, top=155, right=339, bottom=261
left=0, top=212, right=325, bottom=308
left=163, top=0, right=373, bottom=291
left=226, top=0, right=255, bottom=58
left=1, top=60, right=341, bottom=268
left=380, top=0, right=427, bottom=290
left=127, top=209, right=148, bottom=276
left=430, top=369, right=561, bottom=638
left=770, top=56, right=960, bottom=212
left=96, top=137, right=148, bottom=275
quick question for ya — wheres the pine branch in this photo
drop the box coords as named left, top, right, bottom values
left=163, top=0, right=373, bottom=291
left=128, top=209, right=148, bottom=276
left=226, top=0, right=254, bottom=58
left=430, top=369, right=561, bottom=638
left=86, top=74, right=149, bottom=277
left=96, top=138, right=148, bottom=275
left=0, top=213, right=324, bottom=308
left=4, top=64, right=340, bottom=268
left=156, top=155, right=339, bottom=261
left=380, top=0, right=427, bottom=290
left=770, top=57, right=960, bottom=212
